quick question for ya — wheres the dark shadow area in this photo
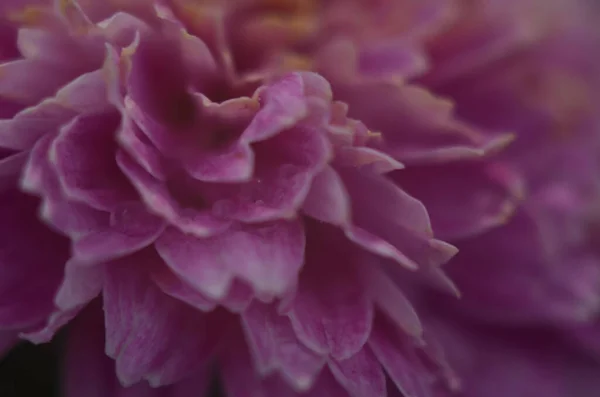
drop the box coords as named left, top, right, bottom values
left=0, top=342, right=59, bottom=397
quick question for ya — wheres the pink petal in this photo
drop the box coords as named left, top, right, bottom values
left=117, top=115, right=167, bottom=180
left=182, top=141, right=254, bottom=183
left=65, top=303, right=212, bottom=397
left=206, top=126, right=331, bottom=223
left=151, top=264, right=217, bottom=312
left=369, top=316, right=434, bottom=397
left=241, top=73, right=308, bottom=142
left=302, top=166, right=351, bottom=226
left=242, top=302, right=325, bottom=390
left=73, top=202, right=165, bottom=265
left=0, top=100, right=77, bottom=151
left=117, top=150, right=231, bottom=237
left=364, top=265, right=423, bottom=338
left=335, top=147, right=405, bottom=174
left=50, top=111, right=138, bottom=211
left=342, top=169, right=458, bottom=269
left=0, top=59, right=76, bottom=106
left=21, top=133, right=108, bottom=237
left=156, top=220, right=304, bottom=299
left=103, top=251, right=218, bottom=387
left=287, top=224, right=373, bottom=360
left=328, top=347, right=387, bottom=397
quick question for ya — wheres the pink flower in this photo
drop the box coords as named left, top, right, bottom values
left=0, top=1, right=482, bottom=396
left=1, top=0, right=599, bottom=396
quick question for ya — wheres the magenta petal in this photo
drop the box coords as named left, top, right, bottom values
left=241, top=73, right=308, bottom=142
left=302, top=166, right=351, bottom=226
left=117, top=115, right=167, bottom=180
left=335, top=147, right=405, bottom=174
left=65, top=303, right=212, bottom=397
left=151, top=264, right=218, bottom=312
left=117, top=150, right=231, bottom=237
left=103, top=252, right=216, bottom=387
left=182, top=142, right=254, bottom=183
left=21, top=133, right=108, bottom=237
left=364, top=265, right=422, bottom=338
left=342, top=169, right=457, bottom=269
left=156, top=220, right=304, bottom=299
left=287, top=226, right=373, bottom=360
left=217, top=280, right=255, bottom=313
left=242, top=302, right=325, bottom=390
left=328, top=348, right=386, bottom=397
left=0, top=70, right=109, bottom=151
left=16, top=27, right=94, bottom=68
left=50, top=111, right=138, bottom=211
left=52, top=69, right=113, bottom=113
left=73, top=202, right=165, bottom=264
left=0, top=101, right=77, bottom=151
left=54, top=261, right=104, bottom=311
left=368, top=316, right=433, bottom=397
left=0, top=59, right=76, bottom=105
left=207, top=126, right=331, bottom=223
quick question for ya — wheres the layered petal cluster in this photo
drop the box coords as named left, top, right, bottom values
left=0, top=1, right=487, bottom=396
left=1, top=0, right=599, bottom=396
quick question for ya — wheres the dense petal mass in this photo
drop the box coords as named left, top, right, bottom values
left=0, top=1, right=466, bottom=396
left=1, top=0, right=599, bottom=396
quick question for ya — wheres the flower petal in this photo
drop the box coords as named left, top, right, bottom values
left=21, top=133, right=108, bottom=237
left=50, top=110, right=138, bottom=211
left=287, top=223, right=373, bottom=360
left=369, top=315, right=436, bottom=397
left=156, top=220, right=305, bottom=299
left=206, top=126, right=331, bottom=223
left=328, top=347, right=387, bottom=397
left=242, top=302, right=325, bottom=390
left=116, top=150, right=231, bottom=238
left=342, top=169, right=457, bottom=270
left=302, top=166, right=351, bottom=226
left=72, top=202, right=165, bottom=265
left=103, top=250, right=218, bottom=387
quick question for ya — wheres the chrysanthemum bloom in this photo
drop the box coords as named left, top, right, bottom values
left=0, top=0, right=518, bottom=396
left=2, top=0, right=599, bottom=396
